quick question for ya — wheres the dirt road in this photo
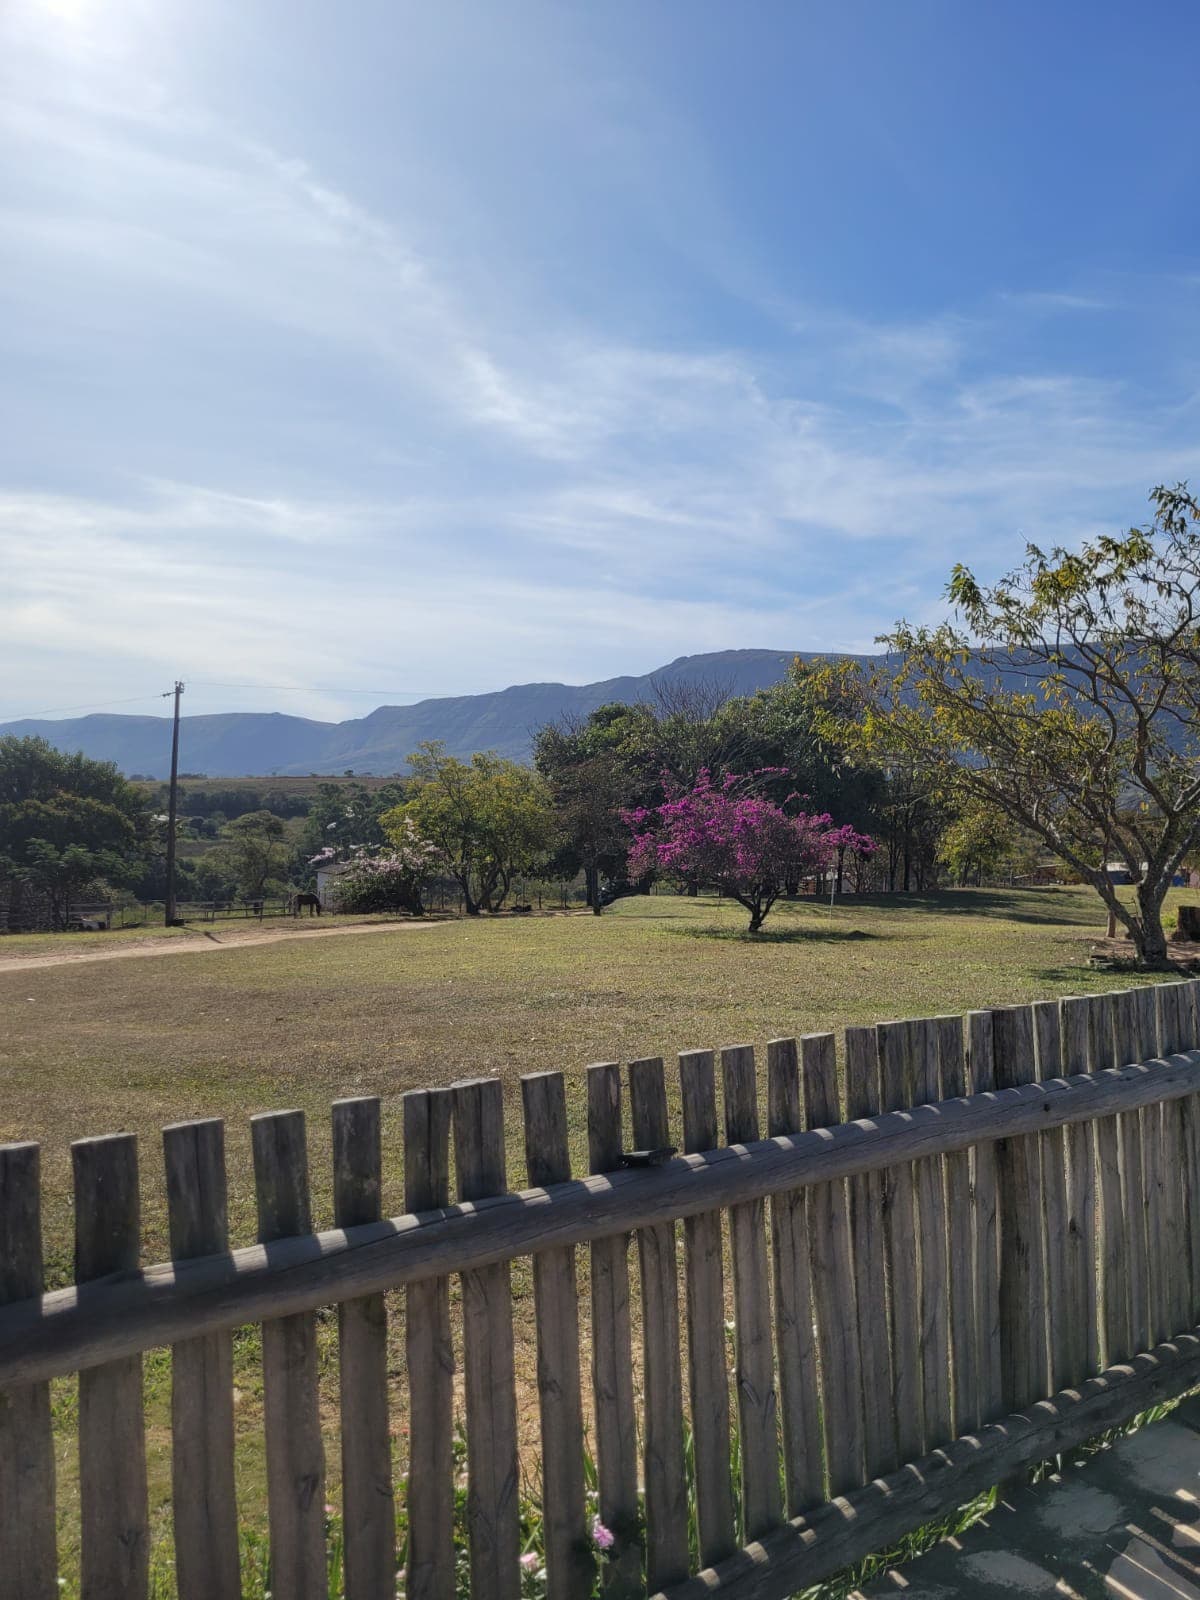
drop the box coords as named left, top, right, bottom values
left=0, top=917, right=440, bottom=975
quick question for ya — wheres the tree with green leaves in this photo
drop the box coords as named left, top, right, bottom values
left=534, top=716, right=641, bottom=911
left=0, top=736, right=153, bottom=928
left=872, top=483, right=1200, bottom=965
left=937, top=795, right=1039, bottom=887
left=384, top=743, right=555, bottom=914
left=209, top=810, right=291, bottom=901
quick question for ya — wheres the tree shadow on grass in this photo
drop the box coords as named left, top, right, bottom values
left=849, top=888, right=1103, bottom=929
left=1029, top=966, right=1116, bottom=988
left=669, top=925, right=887, bottom=945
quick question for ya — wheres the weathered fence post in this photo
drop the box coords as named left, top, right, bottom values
left=935, top=1015, right=978, bottom=1437
left=723, top=1043, right=783, bottom=1536
left=404, top=1087, right=456, bottom=1600
left=252, top=1110, right=327, bottom=1600
left=966, top=1011, right=1002, bottom=1424
left=1059, top=996, right=1100, bottom=1386
left=844, top=1026, right=897, bottom=1473
left=521, top=1071, right=592, bottom=1600
left=164, top=1119, right=240, bottom=1600
left=333, top=1096, right=395, bottom=1600
left=679, top=1049, right=736, bottom=1564
left=767, top=1038, right=825, bottom=1511
left=992, top=1005, right=1050, bottom=1411
left=909, top=1018, right=952, bottom=1451
left=877, top=1020, right=922, bottom=1460
left=586, top=1062, right=641, bottom=1596
left=454, top=1077, right=521, bottom=1600
left=802, top=1033, right=865, bottom=1491
left=629, top=1056, right=689, bottom=1590
left=75, top=1133, right=150, bottom=1600
left=0, top=1143, right=56, bottom=1599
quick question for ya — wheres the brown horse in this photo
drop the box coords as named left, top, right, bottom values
left=290, top=892, right=322, bottom=917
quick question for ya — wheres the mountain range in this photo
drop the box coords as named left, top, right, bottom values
left=2, top=650, right=864, bottom=778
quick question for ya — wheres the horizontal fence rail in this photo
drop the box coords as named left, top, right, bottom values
left=3, top=981, right=1200, bottom=1599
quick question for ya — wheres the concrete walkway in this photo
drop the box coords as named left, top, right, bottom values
left=856, top=1396, right=1200, bottom=1599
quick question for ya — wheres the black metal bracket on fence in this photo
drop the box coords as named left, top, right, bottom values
left=621, top=1147, right=678, bottom=1168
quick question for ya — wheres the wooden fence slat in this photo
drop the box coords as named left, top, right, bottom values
left=1168, top=982, right=1190, bottom=1334
left=966, top=1012, right=1002, bottom=1423
left=586, top=1063, right=641, bottom=1597
left=844, top=1026, right=896, bottom=1474
left=1170, top=980, right=1194, bottom=1333
left=1112, top=991, right=1152, bottom=1355
left=1142, top=987, right=1170, bottom=1345
left=1032, top=999, right=1073, bottom=1394
left=722, top=1044, right=782, bottom=1539
left=877, top=1020, right=923, bottom=1460
left=802, top=1033, right=864, bottom=1494
left=453, top=1078, right=521, bottom=1600
left=909, top=1019, right=952, bottom=1452
left=629, top=1057, right=690, bottom=1592
left=521, top=1073, right=593, bottom=1600
left=403, top=1088, right=456, bottom=1600
left=333, top=1097, right=395, bottom=1600
left=0, top=1143, right=56, bottom=1600
left=1059, top=996, right=1100, bottom=1385
left=934, top=1016, right=976, bottom=1437
left=992, top=1005, right=1050, bottom=1412
left=678, top=1050, right=736, bottom=1566
left=74, top=1133, right=149, bottom=1600
left=1154, top=986, right=1188, bottom=1340
left=1183, top=982, right=1200, bottom=1328
left=766, top=1038, right=825, bottom=1514
left=252, top=1110, right=327, bottom=1600
left=163, top=1119, right=240, bottom=1600
left=1090, top=993, right=1131, bottom=1364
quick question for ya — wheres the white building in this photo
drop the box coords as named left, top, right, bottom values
left=315, top=861, right=354, bottom=910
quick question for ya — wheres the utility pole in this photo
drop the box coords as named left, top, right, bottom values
left=164, top=680, right=185, bottom=925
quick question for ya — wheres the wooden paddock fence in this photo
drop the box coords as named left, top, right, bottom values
left=4, top=983, right=1200, bottom=1599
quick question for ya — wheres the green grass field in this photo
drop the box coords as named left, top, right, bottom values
left=0, top=884, right=1187, bottom=1592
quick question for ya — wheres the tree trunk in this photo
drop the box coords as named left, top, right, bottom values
left=457, top=874, right=479, bottom=915
left=1134, top=882, right=1170, bottom=967
left=748, top=908, right=764, bottom=933
left=585, top=864, right=602, bottom=915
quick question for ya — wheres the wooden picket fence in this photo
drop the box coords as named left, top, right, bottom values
left=4, top=982, right=1200, bottom=1600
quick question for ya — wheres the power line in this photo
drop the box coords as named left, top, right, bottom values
left=4, top=682, right=449, bottom=723
left=3, top=692, right=177, bottom=720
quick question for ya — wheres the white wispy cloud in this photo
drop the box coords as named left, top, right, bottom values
left=2, top=1, right=1198, bottom=723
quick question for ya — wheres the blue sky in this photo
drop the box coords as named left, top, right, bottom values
left=3, top=0, right=1199, bottom=723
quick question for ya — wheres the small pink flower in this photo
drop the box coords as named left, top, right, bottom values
left=592, top=1517, right=615, bottom=1550
left=520, top=1552, right=539, bottom=1572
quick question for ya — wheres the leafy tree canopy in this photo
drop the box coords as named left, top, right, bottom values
left=385, top=743, right=555, bottom=914
left=868, top=483, right=1200, bottom=964
left=0, top=736, right=154, bottom=926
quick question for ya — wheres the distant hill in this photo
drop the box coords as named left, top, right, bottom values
left=1, top=649, right=863, bottom=778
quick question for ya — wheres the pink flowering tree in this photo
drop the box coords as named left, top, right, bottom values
left=312, top=819, right=444, bottom=916
left=626, top=770, right=875, bottom=933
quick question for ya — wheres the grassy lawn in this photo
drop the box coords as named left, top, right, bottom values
left=0, top=884, right=1176, bottom=1258
left=0, top=884, right=1187, bottom=1591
